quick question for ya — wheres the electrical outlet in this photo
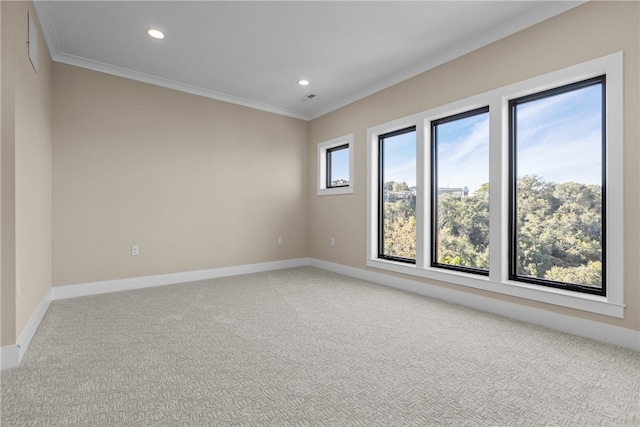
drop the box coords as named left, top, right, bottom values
left=330, top=237, right=335, bottom=246
left=131, top=245, right=139, bottom=256
left=277, top=236, right=283, bottom=244
left=16, top=279, right=21, bottom=297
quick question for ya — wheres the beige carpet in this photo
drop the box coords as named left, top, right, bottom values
left=1, top=267, right=638, bottom=426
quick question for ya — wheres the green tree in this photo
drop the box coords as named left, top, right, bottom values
left=384, top=214, right=416, bottom=259
left=383, top=181, right=416, bottom=259
left=392, top=181, right=410, bottom=192
left=515, top=176, right=602, bottom=288
left=384, top=181, right=395, bottom=193
left=544, top=261, right=601, bottom=287
left=381, top=176, right=601, bottom=288
left=436, top=186, right=489, bottom=270
left=515, top=176, right=557, bottom=277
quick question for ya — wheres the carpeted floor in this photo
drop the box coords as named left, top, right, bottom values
left=1, top=267, right=639, bottom=426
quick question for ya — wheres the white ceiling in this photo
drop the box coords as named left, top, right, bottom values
left=34, top=1, right=583, bottom=121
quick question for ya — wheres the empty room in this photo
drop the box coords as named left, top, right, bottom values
left=1, top=1, right=639, bottom=425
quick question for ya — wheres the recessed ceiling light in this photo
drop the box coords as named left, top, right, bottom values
left=147, top=29, right=165, bottom=40
left=298, top=79, right=310, bottom=86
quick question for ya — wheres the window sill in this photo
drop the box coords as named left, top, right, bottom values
left=366, top=258, right=624, bottom=318
left=317, top=187, right=354, bottom=196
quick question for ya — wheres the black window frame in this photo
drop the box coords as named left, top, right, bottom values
left=508, top=75, right=606, bottom=296
left=326, top=144, right=350, bottom=189
left=378, top=126, right=417, bottom=264
left=431, top=106, right=490, bottom=276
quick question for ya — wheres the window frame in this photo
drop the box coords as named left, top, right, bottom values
left=366, top=52, right=624, bottom=318
left=378, top=126, right=418, bottom=264
left=317, top=134, right=354, bottom=196
left=508, top=76, right=606, bottom=296
left=431, top=106, right=490, bottom=276
left=326, top=144, right=350, bottom=189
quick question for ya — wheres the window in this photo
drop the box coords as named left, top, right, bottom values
left=317, top=134, right=353, bottom=195
left=326, top=144, right=350, bottom=188
left=378, top=127, right=417, bottom=263
left=366, top=52, right=623, bottom=317
left=432, top=107, right=490, bottom=275
left=509, top=76, right=605, bottom=295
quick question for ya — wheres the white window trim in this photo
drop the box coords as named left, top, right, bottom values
left=317, top=134, right=354, bottom=195
left=366, top=52, right=624, bottom=318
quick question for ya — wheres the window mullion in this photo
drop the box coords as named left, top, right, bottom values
left=415, top=122, right=426, bottom=269
left=326, top=150, right=332, bottom=189
left=489, top=99, right=507, bottom=284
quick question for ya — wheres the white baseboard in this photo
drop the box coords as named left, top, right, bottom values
left=309, top=258, right=640, bottom=352
left=0, top=345, right=20, bottom=371
left=17, top=289, right=53, bottom=363
left=1, top=289, right=52, bottom=371
left=52, top=258, right=310, bottom=300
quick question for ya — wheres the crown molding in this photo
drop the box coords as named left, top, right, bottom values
left=52, top=52, right=311, bottom=121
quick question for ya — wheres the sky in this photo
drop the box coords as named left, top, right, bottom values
left=436, top=112, right=489, bottom=193
left=515, top=83, right=602, bottom=186
left=329, top=147, right=350, bottom=182
left=382, top=81, right=603, bottom=194
left=382, top=131, right=417, bottom=187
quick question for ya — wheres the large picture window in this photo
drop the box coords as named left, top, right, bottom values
left=509, top=76, right=605, bottom=295
left=432, top=107, right=490, bottom=275
left=366, top=52, right=623, bottom=318
left=378, top=127, right=417, bottom=263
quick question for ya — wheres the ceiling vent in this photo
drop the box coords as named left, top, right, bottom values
left=300, top=93, right=317, bottom=102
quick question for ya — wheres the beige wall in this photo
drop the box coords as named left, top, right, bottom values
left=52, top=64, right=309, bottom=286
left=1, top=1, right=52, bottom=347
left=1, top=0, right=16, bottom=348
left=309, top=1, right=640, bottom=331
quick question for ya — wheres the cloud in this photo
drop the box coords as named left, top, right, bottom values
left=383, top=131, right=417, bottom=186
left=516, top=84, right=602, bottom=185
left=437, top=114, right=490, bottom=192
left=384, top=159, right=417, bottom=187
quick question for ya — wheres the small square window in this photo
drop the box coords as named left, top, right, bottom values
left=326, top=144, right=350, bottom=188
left=317, top=135, right=353, bottom=195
